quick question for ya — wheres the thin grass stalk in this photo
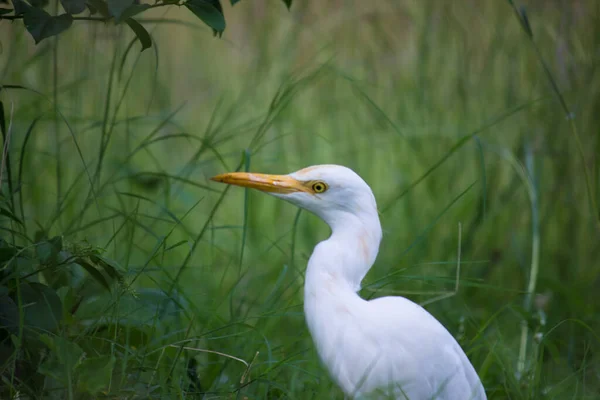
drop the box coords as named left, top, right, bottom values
left=508, top=0, right=599, bottom=232
left=53, top=1, right=62, bottom=220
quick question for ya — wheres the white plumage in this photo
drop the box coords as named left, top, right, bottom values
left=212, top=164, right=486, bottom=399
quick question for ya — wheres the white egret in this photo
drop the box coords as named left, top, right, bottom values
left=211, top=165, right=486, bottom=399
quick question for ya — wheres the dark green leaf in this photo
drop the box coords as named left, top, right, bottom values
left=0, top=247, right=19, bottom=264
left=60, top=0, right=86, bottom=14
left=42, top=265, right=71, bottom=289
left=282, top=0, right=292, bottom=9
left=36, top=236, right=63, bottom=265
left=0, top=8, right=11, bottom=16
left=185, top=0, right=225, bottom=36
left=38, top=335, right=83, bottom=381
left=90, top=254, right=125, bottom=280
left=77, top=355, right=115, bottom=394
left=12, top=0, right=28, bottom=15
left=0, top=288, right=18, bottom=334
left=107, top=0, right=133, bottom=18
left=23, top=8, right=73, bottom=44
left=230, top=0, right=240, bottom=5
left=85, top=0, right=110, bottom=17
left=205, top=0, right=223, bottom=13
left=29, top=0, right=50, bottom=7
left=124, top=17, right=151, bottom=52
left=76, top=258, right=112, bottom=291
left=17, top=282, right=63, bottom=332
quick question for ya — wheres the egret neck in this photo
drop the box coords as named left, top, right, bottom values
left=306, top=208, right=382, bottom=295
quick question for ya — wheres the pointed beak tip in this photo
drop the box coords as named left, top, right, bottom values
left=210, top=174, right=226, bottom=183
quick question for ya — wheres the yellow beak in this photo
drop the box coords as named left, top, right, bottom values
left=210, top=172, right=310, bottom=194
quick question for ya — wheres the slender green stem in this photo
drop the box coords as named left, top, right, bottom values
left=53, top=5, right=62, bottom=219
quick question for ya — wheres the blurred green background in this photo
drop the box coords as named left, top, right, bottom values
left=1, top=0, right=599, bottom=398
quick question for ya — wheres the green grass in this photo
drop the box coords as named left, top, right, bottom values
left=1, top=0, right=600, bottom=398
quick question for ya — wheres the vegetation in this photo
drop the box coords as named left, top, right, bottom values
left=1, top=0, right=599, bottom=398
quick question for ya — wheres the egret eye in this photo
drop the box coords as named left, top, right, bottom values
left=312, top=181, right=328, bottom=193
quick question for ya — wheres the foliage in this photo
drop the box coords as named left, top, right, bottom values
left=1, top=0, right=293, bottom=49
left=0, top=229, right=190, bottom=398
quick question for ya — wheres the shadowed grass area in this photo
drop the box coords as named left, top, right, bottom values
left=1, top=0, right=599, bottom=398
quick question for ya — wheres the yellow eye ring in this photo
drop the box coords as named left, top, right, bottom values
left=312, top=181, right=328, bottom=193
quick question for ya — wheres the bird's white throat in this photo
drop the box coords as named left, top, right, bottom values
left=306, top=208, right=382, bottom=295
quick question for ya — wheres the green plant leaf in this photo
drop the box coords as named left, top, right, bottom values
left=107, top=0, right=133, bottom=19
left=29, top=0, right=50, bottom=7
left=42, top=264, right=71, bottom=289
left=60, top=0, right=86, bottom=14
left=0, top=8, right=11, bottom=16
left=0, top=239, right=20, bottom=264
left=75, top=257, right=112, bottom=291
left=12, top=0, right=29, bottom=16
left=85, top=0, right=110, bottom=17
left=17, top=282, right=63, bottom=332
left=23, top=8, right=73, bottom=44
left=38, top=335, right=83, bottom=382
left=89, top=254, right=125, bottom=280
left=77, top=355, right=115, bottom=395
left=281, top=0, right=292, bottom=9
left=230, top=0, right=241, bottom=5
left=185, top=0, right=225, bottom=36
left=0, top=287, right=19, bottom=335
left=124, top=17, right=151, bottom=52
left=36, top=236, right=63, bottom=265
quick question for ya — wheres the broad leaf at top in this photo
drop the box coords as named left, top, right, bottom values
left=185, top=0, right=226, bottom=36
left=60, top=0, right=86, bottom=14
left=23, top=8, right=73, bottom=44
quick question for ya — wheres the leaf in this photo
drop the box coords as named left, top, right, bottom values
left=107, top=0, right=133, bottom=19
left=0, top=243, right=19, bottom=264
left=60, top=0, right=86, bottom=14
left=185, top=0, right=226, bottom=36
left=0, top=288, right=19, bottom=334
left=90, top=254, right=125, bottom=280
left=12, top=0, right=28, bottom=15
left=77, top=355, right=115, bottom=394
left=17, top=282, right=63, bottom=332
left=23, top=8, right=73, bottom=44
left=85, top=0, right=110, bottom=17
left=38, top=335, right=83, bottom=382
left=42, top=264, right=71, bottom=289
left=124, top=18, right=151, bottom=52
left=76, top=258, right=112, bottom=291
left=29, top=0, right=50, bottom=7
left=230, top=0, right=241, bottom=5
left=281, top=0, right=292, bottom=9
left=36, top=236, right=63, bottom=265
left=0, top=8, right=11, bottom=16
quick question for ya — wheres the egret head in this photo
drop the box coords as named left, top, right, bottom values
left=211, top=164, right=380, bottom=229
